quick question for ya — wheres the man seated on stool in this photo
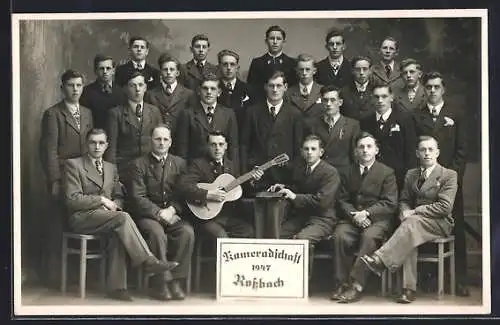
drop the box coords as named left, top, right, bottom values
left=361, top=136, right=458, bottom=303
left=179, top=130, right=263, bottom=238
left=62, top=128, right=178, bottom=301
left=331, top=131, right=398, bottom=303
left=268, top=135, right=340, bottom=250
left=128, top=124, right=195, bottom=301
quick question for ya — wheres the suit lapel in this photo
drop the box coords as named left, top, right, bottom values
left=147, top=154, right=163, bottom=182
left=168, top=84, right=184, bottom=108
left=123, top=104, right=140, bottom=129
left=59, top=102, right=80, bottom=133
left=289, top=86, right=306, bottom=110
left=194, top=104, right=209, bottom=131
left=360, top=161, right=380, bottom=188
left=372, top=64, right=387, bottom=82
left=83, top=155, right=104, bottom=188
left=326, top=115, right=347, bottom=145
left=432, top=103, right=449, bottom=133
left=388, top=63, right=402, bottom=83
left=212, top=104, right=226, bottom=129
left=142, top=103, right=152, bottom=129
left=419, top=164, right=443, bottom=192
left=102, top=160, right=113, bottom=190
left=186, top=60, right=202, bottom=80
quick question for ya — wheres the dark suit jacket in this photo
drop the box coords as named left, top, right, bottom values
left=314, top=57, right=353, bottom=89
left=303, top=114, right=360, bottom=174
left=115, top=61, right=160, bottom=90
left=105, top=102, right=163, bottom=168
left=286, top=159, right=340, bottom=225
left=285, top=82, right=323, bottom=119
left=240, top=102, right=303, bottom=174
left=128, top=153, right=187, bottom=223
left=371, top=61, right=405, bottom=90
left=393, top=84, right=426, bottom=114
left=338, top=161, right=398, bottom=223
left=143, top=83, right=195, bottom=142
left=175, top=103, right=239, bottom=170
left=218, top=78, right=254, bottom=134
left=63, top=155, right=124, bottom=217
left=39, top=101, right=94, bottom=184
left=360, top=107, right=417, bottom=188
left=340, top=81, right=376, bottom=120
left=400, top=164, right=458, bottom=226
left=247, top=53, right=298, bottom=99
left=413, top=103, right=467, bottom=179
left=80, top=80, right=126, bottom=129
left=179, top=60, right=218, bottom=91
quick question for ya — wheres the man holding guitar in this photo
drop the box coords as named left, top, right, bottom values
left=179, top=130, right=264, bottom=238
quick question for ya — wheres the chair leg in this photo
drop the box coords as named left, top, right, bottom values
left=194, top=241, right=202, bottom=292
left=437, top=242, right=444, bottom=300
left=450, top=240, right=456, bottom=296
left=61, top=236, right=68, bottom=294
left=79, top=238, right=88, bottom=299
left=99, top=238, right=107, bottom=293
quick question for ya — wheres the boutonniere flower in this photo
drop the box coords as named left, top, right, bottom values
left=339, top=128, right=344, bottom=140
left=241, top=95, right=250, bottom=103
left=389, top=124, right=400, bottom=136
left=444, top=117, right=455, bottom=126
left=315, top=98, right=322, bottom=103
left=435, top=177, right=441, bottom=188
left=148, top=76, right=154, bottom=82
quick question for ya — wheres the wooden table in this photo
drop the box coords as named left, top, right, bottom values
left=253, top=191, right=288, bottom=239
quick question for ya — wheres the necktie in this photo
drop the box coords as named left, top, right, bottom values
left=159, top=157, right=165, bottom=166
left=95, top=159, right=103, bottom=175
left=385, top=65, right=392, bottom=78
left=306, top=165, right=313, bottom=176
left=270, top=106, right=277, bottom=119
left=361, top=166, right=369, bottom=178
left=301, top=86, right=309, bottom=97
left=72, top=107, right=81, bottom=129
left=332, top=63, right=339, bottom=74
left=137, top=63, right=143, bottom=70
left=197, top=61, right=204, bottom=73
left=102, top=83, right=112, bottom=94
left=226, top=82, right=233, bottom=92
left=378, top=116, right=385, bottom=130
left=166, top=84, right=172, bottom=95
left=408, top=89, right=416, bottom=102
left=431, top=107, right=439, bottom=121
left=136, top=104, right=143, bottom=119
left=214, top=161, right=224, bottom=175
left=417, top=169, right=426, bottom=189
left=207, top=106, right=214, bottom=124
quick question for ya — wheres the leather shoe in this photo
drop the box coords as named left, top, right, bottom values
left=144, top=260, right=179, bottom=276
left=395, top=288, right=416, bottom=304
left=330, top=283, right=349, bottom=301
left=360, top=254, right=385, bottom=277
left=169, top=280, right=186, bottom=300
left=107, top=289, right=133, bottom=301
left=456, top=283, right=470, bottom=297
left=338, top=286, right=362, bottom=304
left=149, top=286, right=173, bottom=301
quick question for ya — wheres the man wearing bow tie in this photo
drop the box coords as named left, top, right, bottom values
left=115, top=36, right=160, bottom=90
left=179, top=34, right=218, bottom=91
left=314, top=29, right=353, bottom=89
left=331, top=132, right=397, bottom=303
left=285, top=53, right=323, bottom=119
left=371, top=37, right=405, bottom=90
left=360, top=85, right=417, bottom=191
left=144, top=53, right=195, bottom=154
left=217, top=49, right=254, bottom=136
left=179, top=131, right=262, bottom=239
left=361, top=136, right=458, bottom=304
left=247, top=25, right=298, bottom=101
left=128, top=124, right=194, bottom=301
left=39, top=69, right=94, bottom=287
left=106, top=72, right=163, bottom=188
left=414, top=71, right=469, bottom=296
left=175, top=73, right=239, bottom=171
left=80, top=54, right=127, bottom=129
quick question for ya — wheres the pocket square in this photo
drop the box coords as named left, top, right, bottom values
left=316, top=98, right=322, bottom=103
left=444, top=117, right=455, bottom=126
left=242, top=95, right=250, bottom=103
left=390, top=124, right=401, bottom=132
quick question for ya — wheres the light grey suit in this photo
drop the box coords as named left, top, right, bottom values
left=63, top=155, right=155, bottom=291
left=374, top=164, right=458, bottom=291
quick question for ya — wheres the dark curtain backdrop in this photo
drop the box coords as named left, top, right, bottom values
left=17, top=17, right=482, bottom=280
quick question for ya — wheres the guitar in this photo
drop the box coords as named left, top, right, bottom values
left=187, top=153, right=290, bottom=220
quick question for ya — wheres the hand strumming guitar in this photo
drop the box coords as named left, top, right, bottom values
left=207, top=188, right=227, bottom=202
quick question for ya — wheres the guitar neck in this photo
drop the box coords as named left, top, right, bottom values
left=224, top=160, right=277, bottom=191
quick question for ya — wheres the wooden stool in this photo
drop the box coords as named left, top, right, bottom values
left=61, top=232, right=107, bottom=299
left=136, top=261, right=192, bottom=295
left=417, top=236, right=456, bottom=299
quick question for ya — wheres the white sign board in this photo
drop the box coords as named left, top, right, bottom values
left=216, top=238, right=309, bottom=301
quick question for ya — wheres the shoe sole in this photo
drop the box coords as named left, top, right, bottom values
left=360, top=256, right=382, bottom=277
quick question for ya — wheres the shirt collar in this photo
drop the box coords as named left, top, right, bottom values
left=266, top=99, right=284, bottom=115
left=194, top=59, right=206, bottom=66
left=223, top=78, right=237, bottom=90
left=299, top=81, right=314, bottom=94
left=354, top=81, right=369, bottom=92
left=88, top=155, right=103, bottom=166
left=201, top=101, right=217, bottom=114
left=375, top=107, right=392, bottom=122
left=359, top=161, right=375, bottom=172
left=64, top=100, right=79, bottom=114
left=128, top=100, right=144, bottom=112
left=161, top=79, right=177, bottom=92
left=329, top=55, right=344, bottom=67
left=323, top=112, right=341, bottom=126
left=132, top=60, right=146, bottom=69
left=307, top=159, right=322, bottom=173
left=427, top=101, right=444, bottom=115
left=382, top=60, right=395, bottom=71
left=421, top=164, right=437, bottom=178
left=151, top=152, right=168, bottom=163
left=267, top=52, right=283, bottom=59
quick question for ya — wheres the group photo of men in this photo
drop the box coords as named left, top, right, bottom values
left=17, top=14, right=485, bottom=309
